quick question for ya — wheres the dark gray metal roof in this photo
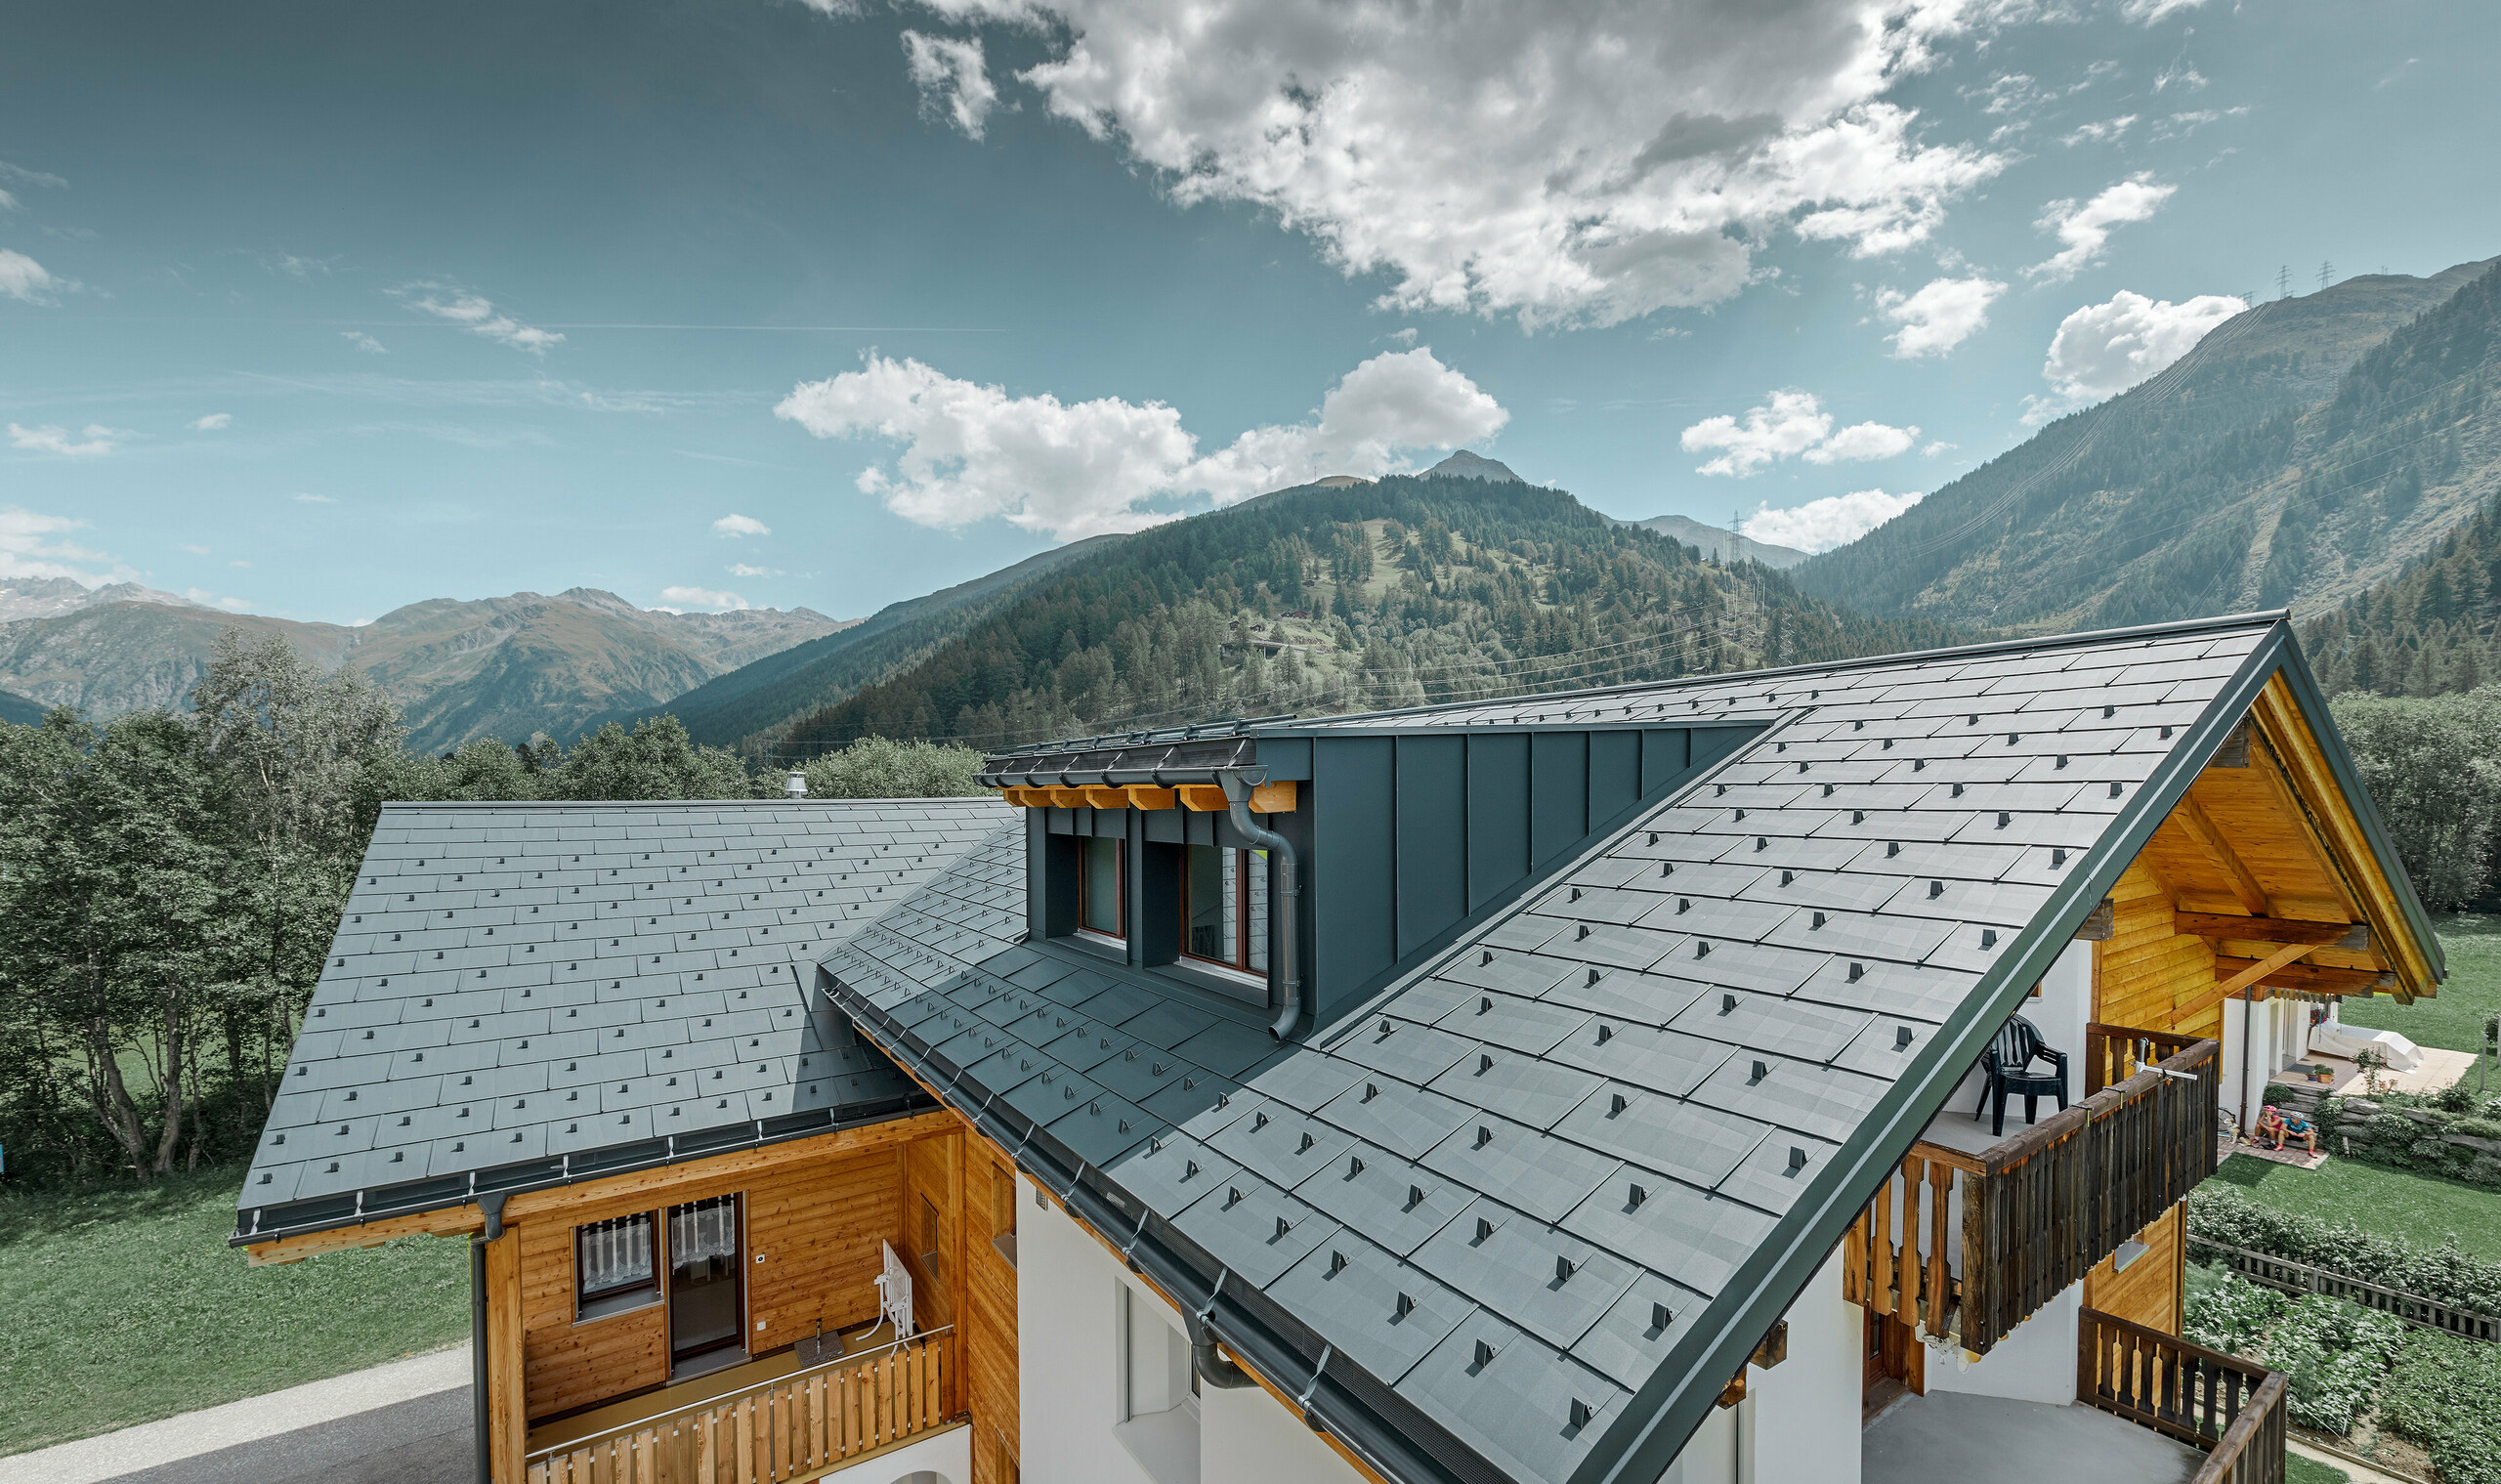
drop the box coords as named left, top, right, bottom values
left=234, top=797, right=1010, bottom=1242
left=823, top=615, right=2300, bottom=1484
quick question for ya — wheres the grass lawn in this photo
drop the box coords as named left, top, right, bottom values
left=2286, top=1453, right=2351, bottom=1484
left=0, top=1163, right=470, bottom=1457
left=2206, top=1152, right=2501, bottom=1260
left=2339, top=912, right=2501, bottom=1058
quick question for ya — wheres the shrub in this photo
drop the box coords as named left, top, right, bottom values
left=2187, top=1187, right=2501, bottom=1313
left=2450, top=1118, right=2501, bottom=1140
left=2253, top=1296, right=2405, bottom=1433
left=2380, top=1330, right=2501, bottom=1484
left=2431, top=1082, right=2477, bottom=1115
left=800, top=737, right=991, bottom=800
left=2183, top=1266, right=2288, bottom=1356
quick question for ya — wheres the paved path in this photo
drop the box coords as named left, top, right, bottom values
left=1864, top=1390, right=2203, bottom=1484
left=0, top=1345, right=474, bottom=1484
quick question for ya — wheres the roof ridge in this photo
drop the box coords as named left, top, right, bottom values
left=1257, top=610, right=2289, bottom=732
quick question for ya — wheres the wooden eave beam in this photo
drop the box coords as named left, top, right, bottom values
left=2174, top=912, right=2369, bottom=952
left=2208, top=955, right=2392, bottom=994
left=2169, top=793, right=2271, bottom=916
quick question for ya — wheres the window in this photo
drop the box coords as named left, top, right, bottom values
left=1115, top=1282, right=1200, bottom=1484
left=1080, top=835, right=1124, bottom=939
left=575, top=1211, right=660, bottom=1320
left=1180, top=845, right=1267, bottom=977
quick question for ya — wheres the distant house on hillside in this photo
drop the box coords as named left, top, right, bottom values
left=236, top=610, right=2438, bottom=1484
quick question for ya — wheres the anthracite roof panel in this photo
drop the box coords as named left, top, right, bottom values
left=816, top=615, right=2301, bottom=1484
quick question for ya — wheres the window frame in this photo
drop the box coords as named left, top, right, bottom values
left=573, top=1209, right=663, bottom=1323
left=1076, top=833, right=1127, bottom=944
left=1177, top=843, right=1267, bottom=981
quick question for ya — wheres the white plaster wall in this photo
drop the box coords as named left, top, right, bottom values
left=1015, top=1175, right=1162, bottom=1484
left=1938, top=941, right=2094, bottom=1134
left=855, top=1420, right=972, bottom=1484
left=1656, top=1402, right=1736, bottom=1484
left=1925, top=1285, right=2080, bottom=1407
left=1199, top=1369, right=1369, bottom=1484
left=1743, top=1251, right=1860, bottom=1484
left=2219, top=995, right=2305, bottom=1131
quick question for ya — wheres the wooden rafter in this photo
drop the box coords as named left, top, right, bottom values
left=2169, top=793, right=2271, bottom=915
left=2174, top=912, right=2369, bottom=951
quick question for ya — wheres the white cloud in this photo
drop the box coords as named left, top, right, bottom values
left=191, top=412, right=233, bottom=431
left=293, top=491, right=339, bottom=503
left=903, top=31, right=1000, bottom=139
left=1805, top=420, right=1921, bottom=463
left=776, top=346, right=1507, bottom=539
left=711, top=513, right=771, bottom=537
left=1743, top=488, right=1924, bottom=552
left=341, top=331, right=389, bottom=355
left=1923, top=440, right=1958, bottom=456
left=2029, top=173, right=2175, bottom=281
left=229, top=559, right=252, bottom=569
left=1878, top=276, right=2005, bottom=358
left=2059, top=114, right=2136, bottom=147
left=0, top=507, right=116, bottom=581
left=9, top=422, right=120, bottom=457
left=0, top=248, right=66, bottom=303
left=181, top=543, right=211, bottom=555
left=389, top=281, right=564, bottom=355
left=727, top=563, right=784, bottom=577
left=655, top=585, right=749, bottom=612
left=185, top=587, right=254, bottom=613
left=2124, top=0, right=2206, bottom=23
left=867, top=0, right=2006, bottom=328
left=2025, top=287, right=2245, bottom=422
left=1679, top=390, right=1916, bottom=477
left=0, top=160, right=66, bottom=215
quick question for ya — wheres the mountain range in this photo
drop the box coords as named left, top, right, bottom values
left=14, top=255, right=2500, bottom=757
left=0, top=584, right=850, bottom=754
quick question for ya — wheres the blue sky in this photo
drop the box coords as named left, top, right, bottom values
left=4, top=0, right=2495, bottom=625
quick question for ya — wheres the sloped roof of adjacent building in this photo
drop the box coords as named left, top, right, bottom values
left=233, top=796, right=1010, bottom=1245
left=821, top=612, right=2434, bottom=1484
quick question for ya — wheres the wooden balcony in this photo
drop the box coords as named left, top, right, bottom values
left=2081, top=1307, right=2288, bottom=1484
left=526, top=1326, right=954, bottom=1484
left=1842, top=1025, right=2220, bottom=1353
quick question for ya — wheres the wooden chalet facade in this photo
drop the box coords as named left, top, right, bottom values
left=235, top=612, right=2440, bottom=1484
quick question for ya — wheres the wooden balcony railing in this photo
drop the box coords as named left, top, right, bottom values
left=2080, top=1307, right=2287, bottom=1484
left=1842, top=1027, right=2220, bottom=1353
left=526, top=1327, right=953, bottom=1484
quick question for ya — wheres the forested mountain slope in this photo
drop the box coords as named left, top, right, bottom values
left=2298, top=491, right=2501, bottom=697
left=1793, top=258, right=2501, bottom=631
left=771, top=474, right=1968, bottom=755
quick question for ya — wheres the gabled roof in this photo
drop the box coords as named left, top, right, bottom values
left=823, top=612, right=2435, bottom=1484
left=233, top=796, right=1009, bottom=1246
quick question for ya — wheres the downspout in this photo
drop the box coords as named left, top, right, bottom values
left=1184, top=1274, right=1256, bottom=1390
left=1218, top=772, right=1301, bottom=1041
left=470, top=1237, right=491, bottom=1484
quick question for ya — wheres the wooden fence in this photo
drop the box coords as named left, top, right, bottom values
left=1842, top=1027, right=2219, bottom=1353
left=2188, top=1235, right=2501, bottom=1341
left=526, top=1327, right=953, bottom=1484
left=2079, top=1307, right=2284, bottom=1484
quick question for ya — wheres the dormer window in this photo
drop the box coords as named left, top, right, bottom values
left=1080, top=835, right=1125, bottom=941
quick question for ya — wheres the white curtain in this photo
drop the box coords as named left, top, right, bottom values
left=579, top=1213, right=653, bottom=1291
left=670, top=1197, right=739, bottom=1265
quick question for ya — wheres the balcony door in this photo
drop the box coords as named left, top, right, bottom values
left=667, top=1194, right=745, bottom=1372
